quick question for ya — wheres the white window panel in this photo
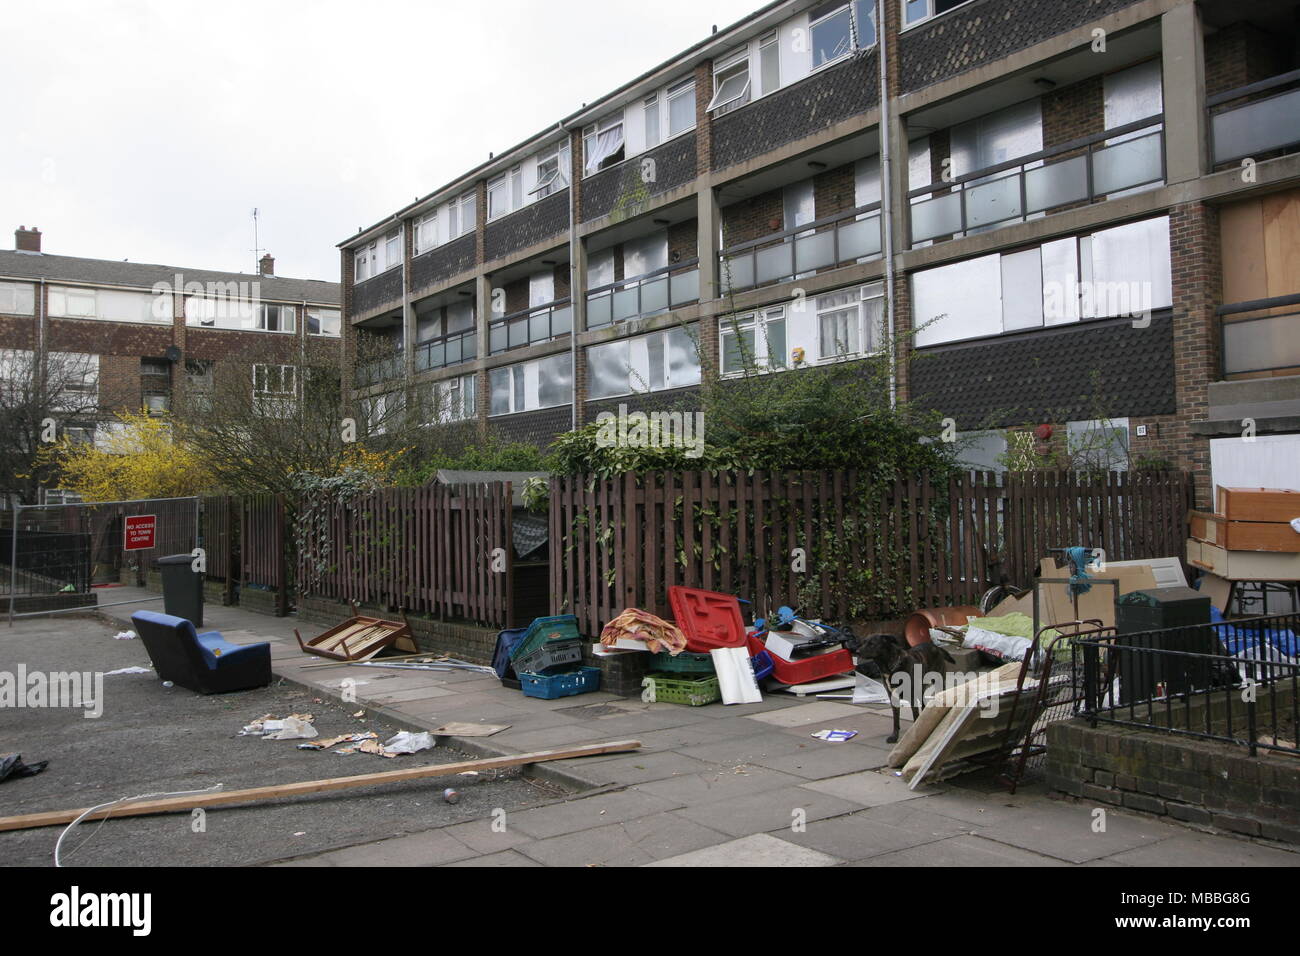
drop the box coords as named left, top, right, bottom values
left=950, top=99, right=1043, bottom=179
left=855, top=155, right=881, bottom=207
left=758, top=31, right=781, bottom=96
left=529, top=141, right=570, bottom=198
left=1086, top=216, right=1171, bottom=318
left=904, top=0, right=973, bottom=29
left=583, top=114, right=626, bottom=176
left=414, top=212, right=439, bottom=255
left=307, top=307, right=341, bottom=336
left=643, top=94, right=661, bottom=149
left=384, top=231, right=402, bottom=269
left=489, top=367, right=511, bottom=415
left=0, top=281, right=35, bottom=316
left=1000, top=247, right=1044, bottom=331
left=536, top=353, right=572, bottom=409
left=955, top=430, right=1009, bottom=472
left=487, top=176, right=509, bottom=220
left=510, top=166, right=523, bottom=211
left=666, top=78, right=695, bottom=136
left=721, top=308, right=786, bottom=374
left=908, top=137, right=932, bottom=192
left=783, top=181, right=815, bottom=232
left=1105, top=59, right=1163, bottom=139
left=355, top=246, right=371, bottom=281
left=588, top=248, right=615, bottom=289
left=1067, top=418, right=1130, bottom=471
left=1041, top=237, right=1081, bottom=325
left=529, top=271, right=555, bottom=308
left=913, top=254, right=1003, bottom=346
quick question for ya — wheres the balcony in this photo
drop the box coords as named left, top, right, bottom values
left=1207, top=70, right=1300, bottom=166
left=1219, top=293, right=1300, bottom=380
left=414, top=328, right=477, bottom=373
left=489, top=298, right=572, bottom=354
left=719, top=204, right=882, bottom=295
left=355, top=353, right=402, bottom=388
left=908, top=115, right=1165, bottom=245
left=586, top=259, right=700, bottom=329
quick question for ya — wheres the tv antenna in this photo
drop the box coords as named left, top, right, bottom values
left=251, top=207, right=265, bottom=274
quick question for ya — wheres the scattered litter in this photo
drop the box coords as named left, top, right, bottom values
left=0, top=753, right=48, bottom=783
left=104, top=666, right=152, bottom=676
left=295, top=607, right=416, bottom=661
left=294, top=831, right=306, bottom=836
left=442, top=788, right=460, bottom=804
left=457, top=771, right=482, bottom=784
left=262, top=716, right=317, bottom=741
left=817, top=672, right=889, bottom=704
left=352, top=710, right=365, bottom=718
left=297, top=732, right=378, bottom=751
left=599, top=608, right=688, bottom=654
left=113, top=630, right=137, bottom=641
left=431, top=722, right=510, bottom=737
left=161, top=681, right=173, bottom=688
left=357, top=739, right=396, bottom=758
left=383, top=731, right=436, bottom=754
left=811, top=729, right=858, bottom=743
left=710, top=645, right=761, bottom=704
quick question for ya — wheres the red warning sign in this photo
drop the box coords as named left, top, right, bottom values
left=124, top=514, right=157, bottom=551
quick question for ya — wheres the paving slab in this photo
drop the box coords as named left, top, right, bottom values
left=518, top=813, right=732, bottom=867
left=974, top=804, right=1186, bottom=864
left=670, top=784, right=862, bottom=838
left=1102, top=832, right=1300, bottom=867
left=744, top=700, right=865, bottom=728
left=646, top=832, right=842, bottom=867
left=572, top=749, right=719, bottom=785
left=771, top=809, right=954, bottom=861
left=634, top=764, right=809, bottom=804
left=800, top=769, right=943, bottom=807
left=440, top=817, right=537, bottom=855
left=750, top=741, right=893, bottom=779
left=856, top=834, right=1069, bottom=867
left=677, top=731, right=824, bottom=765
left=271, top=828, right=477, bottom=867
left=444, top=850, right=543, bottom=867
left=502, top=788, right=686, bottom=840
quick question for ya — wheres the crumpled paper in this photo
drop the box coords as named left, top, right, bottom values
left=599, top=608, right=688, bottom=654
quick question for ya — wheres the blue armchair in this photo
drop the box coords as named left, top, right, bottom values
left=131, top=610, right=272, bottom=694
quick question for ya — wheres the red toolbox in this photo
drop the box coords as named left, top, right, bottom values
left=747, top=634, right=854, bottom=685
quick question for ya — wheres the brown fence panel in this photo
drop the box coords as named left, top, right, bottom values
left=200, top=495, right=238, bottom=604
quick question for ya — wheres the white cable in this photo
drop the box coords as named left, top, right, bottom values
left=54, top=784, right=224, bottom=867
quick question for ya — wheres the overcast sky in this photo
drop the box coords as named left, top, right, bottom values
left=2, top=0, right=760, bottom=283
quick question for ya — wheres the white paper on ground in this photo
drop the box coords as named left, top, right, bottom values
left=262, top=716, right=317, bottom=740
left=781, top=675, right=856, bottom=696
left=816, top=672, right=889, bottom=704
left=383, top=730, right=436, bottom=754
left=710, top=646, right=762, bottom=704
left=104, top=666, right=151, bottom=675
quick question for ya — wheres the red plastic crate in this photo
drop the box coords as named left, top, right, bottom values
left=747, top=634, right=854, bottom=685
left=668, top=586, right=747, bottom=652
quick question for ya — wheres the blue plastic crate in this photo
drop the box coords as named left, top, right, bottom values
left=511, top=615, right=581, bottom=661
left=519, top=665, right=601, bottom=700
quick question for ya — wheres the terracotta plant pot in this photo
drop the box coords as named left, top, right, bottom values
left=903, top=605, right=983, bottom=647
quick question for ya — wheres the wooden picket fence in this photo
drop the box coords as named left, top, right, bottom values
left=241, top=493, right=289, bottom=614
left=549, top=469, right=1192, bottom=636
left=295, top=483, right=514, bottom=628
left=199, top=495, right=239, bottom=604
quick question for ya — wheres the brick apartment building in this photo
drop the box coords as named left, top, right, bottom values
left=0, top=227, right=341, bottom=501
left=341, top=0, right=1300, bottom=507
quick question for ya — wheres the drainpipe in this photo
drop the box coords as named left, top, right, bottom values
left=563, top=120, right=579, bottom=431
left=877, top=0, right=897, bottom=409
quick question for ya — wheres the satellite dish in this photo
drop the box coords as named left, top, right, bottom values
left=164, top=345, right=182, bottom=363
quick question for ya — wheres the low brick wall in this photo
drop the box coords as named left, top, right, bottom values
left=240, top=587, right=286, bottom=617
left=1046, top=716, right=1300, bottom=844
left=203, top=580, right=231, bottom=605
left=584, top=648, right=652, bottom=698
left=144, top=570, right=163, bottom=593
left=297, top=594, right=497, bottom=664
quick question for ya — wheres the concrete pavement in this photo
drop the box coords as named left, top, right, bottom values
left=91, top=588, right=1300, bottom=867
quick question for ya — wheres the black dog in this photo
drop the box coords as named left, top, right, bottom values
left=845, top=633, right=954, bottom=744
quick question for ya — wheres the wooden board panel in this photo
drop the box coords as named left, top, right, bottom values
left=1188, top=539, right=1300, bottom=581
left=1219, top=197, right=1269, bottom=305
left=1217, top=487, right=1300, bottom=523
left=1191, top=511, right=1300, bottom=552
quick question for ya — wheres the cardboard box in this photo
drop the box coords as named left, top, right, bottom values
left=1036, top=558, right=1156, bottom=629
left=1216, top=487, right=1300, bottom=523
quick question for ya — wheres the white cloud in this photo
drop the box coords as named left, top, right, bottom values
left=0, top=0, right=760, bottom=282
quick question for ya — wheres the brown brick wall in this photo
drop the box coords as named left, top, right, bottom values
left=1042, top=74, right=1104, bottom=149
left=721, top=188, right=783, bottom=248
left=1204, top=21, right=1290, bottom=99
left=667, top=218, right=698, bottom=264
left=1168, top=201, right=1222, bottom=509
left=813, top=162, right=857, bottom=220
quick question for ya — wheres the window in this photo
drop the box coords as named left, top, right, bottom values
left=414, top=211, right=439, bottom=255
left=307, top=307, right=341, bottom=336
left=851, top=0, right=877, bottom=48
left=354, top=245, right=371, bottom=281
left=256, top=304, right=295, bottom=333
left=488, top=354, right=571, bottom=415
left=354, top=231, right=403, bottom=280
left=445, top=191, right=476, bottom=242
left=48, top=286, right=167, bottom=324
left=427, top=372, right=476, bottom=423
left=253, top=364, right=297, bottom=416
left=141, top=358, right=171, bottom=415
left=586, top=325, right=700, bottom=400
left=950, top=99, right=1043, bottom=180
left=185, top=359, right=214, bottom=412
left=912, top=216, right=1173, bottom=347
left=529, top=141, right=571, bottom=198
left=623, top=231, right=668, bottom=281
left=903, top=0, right=971, bottom=29
left=666, top=78, right=695, bottom=136
left=529, top=271, right=555, bottom=308
left=721, top=308, right=787, bottom=374
left=588, top=248, right=616, bottom=289
left=644, top=95, right=661, bottom=149
left=52, top=352, right=98, bottom=410
left=1067, top=419, right=1131, bottom=471
left=709, top=48, right=751, bottom=114
left=0, top=281, right=35, bottom=316
left=758, top=31, right=781, bottom=96
left=385, top=231, right=402, bottom=269
left=487, top=175, right=509, bottom=220
left=817, top=283, right=883, bottom=360
left=809, top=2, right=854, bottom=68
left=583, top=113, right=625, bottom=176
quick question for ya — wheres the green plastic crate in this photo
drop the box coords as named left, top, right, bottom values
left=650, top=650, right=715, bottom=674
left=642, top=672, right=721, bottom=707
left=511, top=615, right=580, bottom=662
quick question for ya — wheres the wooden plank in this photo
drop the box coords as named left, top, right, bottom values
left=0, top=740, right=644, bottom=833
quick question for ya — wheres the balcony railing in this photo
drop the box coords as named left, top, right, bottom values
left=415, top=328, right=477, bottom=373
left=719, top=204, right=882, bottom=295
left=1219, top=293, right=1300, bottom=378
left=355, top=353, right=402, bottom=388
left=908, top=115, right=1165, bottom=245
left=586, top=259, right=700, bottom=329
left=489, top=298, right=572, bottom=354
left=1207, top=69, right=1300, bottom=166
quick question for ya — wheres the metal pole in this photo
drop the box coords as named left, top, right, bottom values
left=7, top=503, right=20, bottom=627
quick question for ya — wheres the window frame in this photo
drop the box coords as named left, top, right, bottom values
left=901, top=0, right=974, bottom=31
left=582, top=113, right=626, bottom=177
left=720, top=306, right=787, bottom=375
left=815, top=282, right=885, bottom=362
left=708, top=48, right=751, bottom=114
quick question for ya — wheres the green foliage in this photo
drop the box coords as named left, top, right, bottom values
left=392, top=435, right=550, bottom=486
left=289, top=467, right=384, bottom=593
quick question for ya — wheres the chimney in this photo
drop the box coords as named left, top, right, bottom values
left=15, top=225, right=41, bottom=252
left=259, top=253, right=275, bottom=276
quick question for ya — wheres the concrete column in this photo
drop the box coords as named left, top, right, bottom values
left=570, top=237, right=588, bottom=333
left=696, top=185, right=721, bottom=303
left=402, top=221, right=416, bottom=380
left=1161, top=2, right=1207, bottom=185
left=474, top=273, right=493, bottom=358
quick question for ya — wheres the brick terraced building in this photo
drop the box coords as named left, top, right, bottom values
left=0, top=227, right=341, bottom=500
left=341, top=0, right=1300, bottom=506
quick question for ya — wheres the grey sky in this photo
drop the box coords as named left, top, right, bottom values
left=1, top=0, right=761, bottom=282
